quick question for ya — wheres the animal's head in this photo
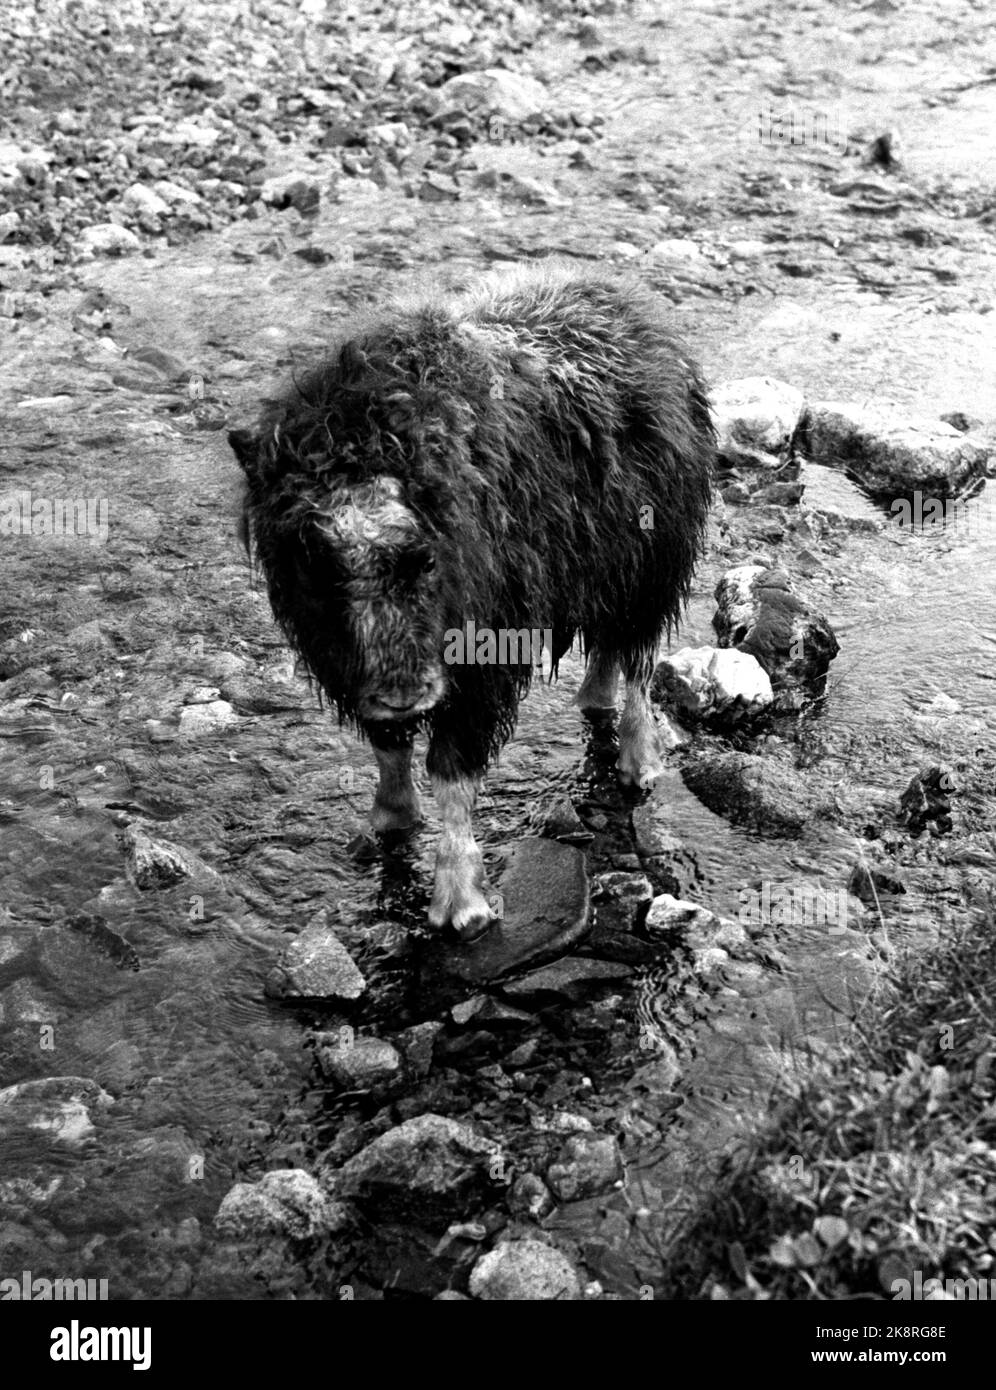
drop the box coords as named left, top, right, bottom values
left=230, top=338, right=477, bottom=727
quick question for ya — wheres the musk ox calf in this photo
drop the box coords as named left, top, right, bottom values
left=230, top=263, right=714, bottom=940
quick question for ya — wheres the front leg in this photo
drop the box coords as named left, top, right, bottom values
left=366, top=723, right=421, bottom=832
left=617, top=650, right=665, bottom=790
left=425, top=750, right=494, bottom=940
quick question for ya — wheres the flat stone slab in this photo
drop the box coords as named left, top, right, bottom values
left=802, top=401, right=993, bottom=499
left=430, top=837, right=589, bottom=984
left=500, top=956, right=633, bottom=1005
left=800, top=460, right=885, bottom=531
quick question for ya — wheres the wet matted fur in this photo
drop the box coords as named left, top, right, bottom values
left=231, top=261, right=715, bottom=938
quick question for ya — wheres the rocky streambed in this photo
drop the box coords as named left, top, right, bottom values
left=2, top=0, right=996, bottom=1301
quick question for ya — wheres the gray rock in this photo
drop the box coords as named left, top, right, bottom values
left=546, top=1133, right=623, bottom=1201
left=898, top=765, right=956, bottom=836
left=0, top=978, right=56, bottom=1024
left=650, top=237, right=705, bottom=264
left=0, top=210, right=21, bottom=241
left=152, top=179, right=203, bottom=207
left=751, top=480, right=805, bottom=506
left=801, top=401, right=993, bottom=499
left=0, top=140, right=54, bottom=188
left=727, top=238, right=768, bottom=260
left=848, top=859, right=908, bottom=904
left=710, top=377, right=806, bottom=467
left=526, top=792, right=588, bottom=841
left=178, top=699, right=238, bottom=737
left=122, top=826, right=199, bottom=889
left=266, top=914, right=366, bottom=1001
left=504, top=1038, right=540, bottom=1069
left=419, top=172, right=462, bottom=202
left=451, top=995, right=486, bottom=1025
left=368, top=121, right=409, bottom=146
left=939, top=411, right=983, bottom=435
left=590, top=872, right=654, bottom=933
left=0, top=1076, right=112, bottom=1147
left=627, top=1050, right=682, bottom=1092
left=316, top=1034, right=402, bottom=1089
left=76, top=223, right=142, bottom=257
left=469, top=1239, right=581, bottom=1301
left=121, top=183, right=170, bottom=218
left=185, top=685, right=221, bottom=704
left=682, top=750, right=817, bottom=836
left=215, top=1169, right=347, bottom=1239
left=653, top=645, right=773, bottom=720
left=530, top=1111, right=594, bottom=1135
left=713, top=565, right=839, bottom=703
left=645, top=894, right=749, bottom=974
left=451, top=996, right=532, bottom=1028
left=508, top=1172, right=555, bottom=1220
left=0, top=936, right=28, bottom=968
left=800, top=461, right=885, bottom=532
left=500, top=957, right=632, bottom=1005
left=437, top=69, right=548, bottom=123
left=259, top=171, right=322, bottom=213
left=65, top=620, right=111, bottom=651
left=336, top=1114, right=500, bottom=1221
left=472, top=170, right=565, bottom=207
left=394, top=1021, right=442, bottom=1079
left=0, top=1171, right=64, bottom=1210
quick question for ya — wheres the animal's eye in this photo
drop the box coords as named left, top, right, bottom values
left=391, top=546, right=435, bottom=589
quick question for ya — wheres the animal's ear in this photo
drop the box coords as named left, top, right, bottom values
left=228, top=428, right=260, bottom=473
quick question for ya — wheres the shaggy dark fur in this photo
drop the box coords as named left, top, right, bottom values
left=231, top=262, right=715, bottom=937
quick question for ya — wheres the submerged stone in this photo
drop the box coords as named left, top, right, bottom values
left=430, top=838, right=589, bottom=984
left=336, top=1114, right=500, bottom=1222
left=266, top=913, right=366, bottom=1000
left=215, top=1169, right=347, bottom=1239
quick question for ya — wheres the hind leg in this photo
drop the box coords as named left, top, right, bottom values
left=577, top=648, right=619, bottom=711
left=617, top=646, right=665, bottom=790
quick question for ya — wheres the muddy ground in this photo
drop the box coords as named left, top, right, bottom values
left=1, top=0, right=995, bottom=1299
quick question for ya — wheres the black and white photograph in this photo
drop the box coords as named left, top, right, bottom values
left=1, top=0, right=993, bottom=1349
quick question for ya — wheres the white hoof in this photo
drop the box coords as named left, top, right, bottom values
left=428, top=854, right=495, bottom=939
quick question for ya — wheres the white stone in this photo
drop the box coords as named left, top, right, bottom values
left=76, top=223, right=142, bottom=257
left=657, top=644, right=772, bottom=718
left=0, top=1077, right=113, bottom=1148
left=368, top=122, right=409, bottom=146
left=216, top=1169, right=344, bottom=1239
left=121, top=182, right=170, bottom=217
left=727, top=239, right=768, bottom=259
left=650, top=237, right=704, bottom=261
left=178, top=700, right=238, bottom=737
left=438, top=69, right=548, bottom=122
left=469, top=1239, right=581, bottom=1301
left=169, top=121, right=220, bottom=148
left=710, top=377, right=806, bottom=462
left=152, top=180, right=203, bottom=206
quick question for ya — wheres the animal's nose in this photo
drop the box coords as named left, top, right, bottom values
left=379, top=690, right=423, bottom=711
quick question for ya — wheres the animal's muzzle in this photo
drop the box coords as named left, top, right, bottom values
left=358, top=670, right=446, bottom=722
